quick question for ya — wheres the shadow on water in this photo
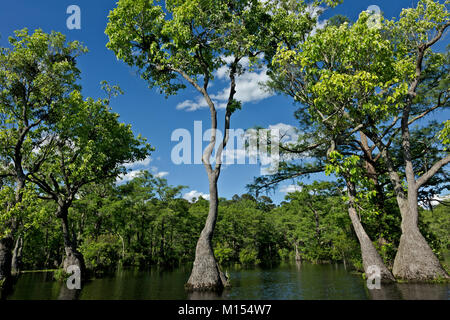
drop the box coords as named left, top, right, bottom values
left=366, top=282, right=449, bottom=300
left=187, top=290, right=230, bottom=300
left=396, top=283, right=449, bottom=300
left=58, top=284, right=81, bottom=300
left=5, top=262, right=449, bottom=300
left=0, top=276, right=16, bottom=300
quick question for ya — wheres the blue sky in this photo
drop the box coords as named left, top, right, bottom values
left=0, top=0, right=448, bottom=204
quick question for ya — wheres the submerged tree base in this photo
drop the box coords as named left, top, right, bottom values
left=185, top=236, right=231, bottom=292
left=393, top=232, right=450, bottom=282
left=185, top=261, right=231, bottom=292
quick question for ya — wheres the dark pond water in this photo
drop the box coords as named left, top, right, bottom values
left=5, top=262, right=449, bottom=300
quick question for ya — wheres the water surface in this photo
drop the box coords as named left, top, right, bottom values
left=6, top=262, right=449, bottom=300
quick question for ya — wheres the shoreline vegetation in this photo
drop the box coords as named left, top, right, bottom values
left=1, top=0, right=449, bottom=298
left=5, top=182, right=450, bottom=287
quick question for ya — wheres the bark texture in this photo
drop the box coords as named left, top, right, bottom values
left=392, top=194, right=449, bottom=280
left=348, top=206, right=395, bottom=282
left=0, top=237, right=13, bottom=284
left=391, top=160, right=449, bottom=280
left=59, top=206, right=86, bottom=278
left=393, top=230, right=448, bottom=281
left=346, top=181, right=395, bottom=282
left=183, top=57, right=240, bottom=291
left=11, top=235, right=23, bottom=275
left=185, top=179, right=229, bottom=291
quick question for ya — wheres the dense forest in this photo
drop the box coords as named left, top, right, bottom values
left=13, top=173, right=450, bottom=278
left=0, top=0, right=449, bottom=297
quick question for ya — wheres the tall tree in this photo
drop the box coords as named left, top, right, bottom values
left=0, top=29, right=85, bottom=285
left=105, top=0, right=337, bottom=290
left=28, top=89, right=151, bottom=277
left=272, top=0, right=449, bottom=280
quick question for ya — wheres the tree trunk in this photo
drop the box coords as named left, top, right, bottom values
left=159, top=218, right=165, bottom=263
left=360, top=132, right=388, bottom=239
left=58, top=206, right=86, bottom=279
left=294, top=242, right=302, bottom=262
left=11, top=235, right=23, bottom=275
left=346, top=180, right=395, bottom=282
left=392, top=189, right=449, bottom=280
left=1, top=179, right=25, bottom=286
left=184, top=59, right=239, bottom=291
left=0, top=237, right=13, bottom=286
left=185, top=175, right=229, bottom=291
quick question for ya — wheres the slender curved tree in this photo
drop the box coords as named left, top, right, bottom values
left=105, top=0, right=339, bottom=290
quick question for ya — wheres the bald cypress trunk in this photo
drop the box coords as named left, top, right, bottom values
left=185, top=58, right=238, bottom=291
left=58, top=205, right=86, bottom=279
left=392, top=188, right=449, bottom=280
left=185, top=174, right=229, bottom=291
left=11, top=235, right=23, bottom=275
left=1, top=179, right=25, bottom=287
left=346, top=180, right=395, bottom=282
left=0, top=237, right=13, bottom=286
left=294, top=242, right=301, bottom=262
left=390, top=104, right=449, bottom=280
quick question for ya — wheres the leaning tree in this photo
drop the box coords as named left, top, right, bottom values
left=270, top=0, right=449, bottom=280
left=105, top=0, right=339, bottom=290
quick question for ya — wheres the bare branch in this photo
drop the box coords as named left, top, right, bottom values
left=416, top=154, right=450, bottom=189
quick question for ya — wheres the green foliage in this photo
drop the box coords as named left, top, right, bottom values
left=439, top=120, right=450, bottom=149
left=53, top=269, right=69, bottom=282
left=420, top=200, right=450, bottom=261
left=214, top=244, right=234, bottom=265
left=0, top=28, right=87, bottom=237
left=105, top=0, right=340, bottom=100
left=272, top=181, right=361, bottom=265
left=239, top=248, right=261, bottom=266
left=14, top=172, right=449, bottom=275
left=264, top=0, right=449, bottom=271
left=2, top=2, right=448, bottom=283
left=80, top=235, right=122, bottom=274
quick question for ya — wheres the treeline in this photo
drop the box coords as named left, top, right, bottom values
left=1, top=0, right=449, bottom=293
left=17, top=171, right=449, bottom=276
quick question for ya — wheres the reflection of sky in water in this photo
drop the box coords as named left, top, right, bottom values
left=6, top=263, right=449, bottom=300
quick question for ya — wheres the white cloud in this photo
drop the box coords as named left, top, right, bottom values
left=305, top=4, right=328, bottom=36
left=268, top=123, right=299, bottom=144
left=211, top=70, right=272, bottom=106
left=118, top=157, right=169, bottom=183
left=221, top=148, right=248, bottom=164
left=176, top=56, right=273, bottom=112
left=419, top=194, right=450, bottom=209
left=124, top=156, right=152, bottom=169
left=117, top=170, right=144, bottom=183
left=280, top=184, right=302, bottom=194
left=155, top=171, right=169, bottom=178
left=176, top=96, right=209, bottom=112
left=209, top=123, right=298, bottom=173
left=183, top=190, right=210, bottom=202
left=306, top=4, right=325, bottom=18
left=118, top=157, right=151, bottom=183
